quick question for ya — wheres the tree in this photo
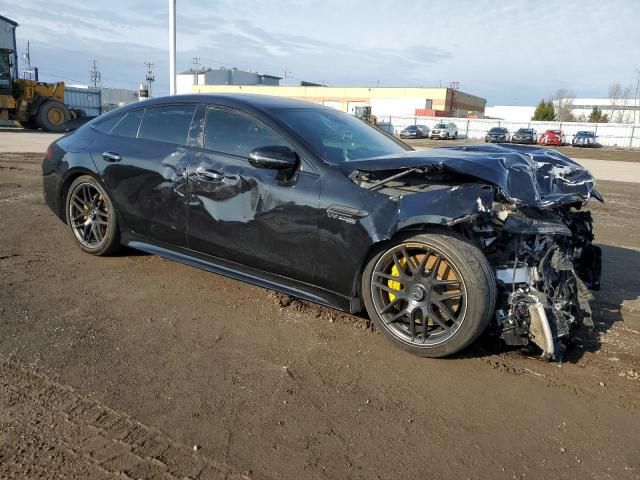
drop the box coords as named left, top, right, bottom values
left=608, top=82, right=633, bottom=123
left=588, top=106, right=609, bottom=123
left=552, top=88, right=575, bottom=122
left=532, top=99, right=555, bottom=121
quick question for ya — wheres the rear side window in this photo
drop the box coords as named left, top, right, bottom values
left=110, top=110, right=144, bottom=138
left=93, top=114, right=124, bottom=134
left=204, top=107, right=287, bottom=158
left=138, top=105, right=197, bottom=146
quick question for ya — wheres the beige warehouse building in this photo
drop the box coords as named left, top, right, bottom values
left=188, top=84, right=486, bottom=118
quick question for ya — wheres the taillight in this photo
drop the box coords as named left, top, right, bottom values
left=44, top=145, right=53, bottom=161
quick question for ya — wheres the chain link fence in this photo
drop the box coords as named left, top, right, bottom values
left=377, top=115, right=640, bottom=148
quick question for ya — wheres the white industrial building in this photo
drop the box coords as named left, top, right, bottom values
left=487, top=99, right=640, bottom=124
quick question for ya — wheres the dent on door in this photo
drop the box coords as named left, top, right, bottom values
left=187, top=154, right=320, bottom=281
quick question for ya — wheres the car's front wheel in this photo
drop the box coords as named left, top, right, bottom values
left=65, top=175, right=121, bottom=256
left=362, top=232, right=496, bottom=358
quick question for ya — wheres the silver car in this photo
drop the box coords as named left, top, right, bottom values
left=430, top=122, right=458, bottom=140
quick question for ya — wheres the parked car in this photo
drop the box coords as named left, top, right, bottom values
left=510, top=128, right=537, bottom=145
left=485, top=127, right=510, bottom=143
left=399, top=125, right=429, bottom=139
left=539, top=129, right=566, bottom=146
left=572, top=131, right=598, bottom=147
left=429, top=122, right=458, bottom=140
left=42, top=94, right=602, bottom=360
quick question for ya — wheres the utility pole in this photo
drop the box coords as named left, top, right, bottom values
left=145, top=61, right=155, bottom=98
left=21, top=41, right=32, bottom=79
left=192, top=56, right=201, bottom=86
left=283, top=69, right=293, bottom=86
left=90, top=60, right=101, bottom=88
left=169, top=0, right=176, bottom=95
left=635, top=68, right=640, bottom=125
left=23, top=41, right=31, bottom=69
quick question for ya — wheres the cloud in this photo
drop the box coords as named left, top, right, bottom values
left=2, top=0, right=639, bottom=102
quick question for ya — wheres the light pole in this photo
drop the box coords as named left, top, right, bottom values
left=169, top=0, right=176, bottom=95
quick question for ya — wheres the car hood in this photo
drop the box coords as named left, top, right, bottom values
left=342, top=143, right=603, bottom=208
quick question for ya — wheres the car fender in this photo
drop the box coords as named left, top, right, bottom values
left=395, top=184, right=495, bottom=230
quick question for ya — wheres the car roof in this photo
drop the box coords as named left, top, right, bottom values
left=105, top=93, right=332, bottom=117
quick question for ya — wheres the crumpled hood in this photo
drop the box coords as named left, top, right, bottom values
left=343, top=143, right=603, bottom=208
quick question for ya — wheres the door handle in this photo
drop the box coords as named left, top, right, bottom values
left=195, top=166, right=224, bottom=181
left=102, top=151, right=122, bottom=162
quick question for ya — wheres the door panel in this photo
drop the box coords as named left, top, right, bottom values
left=187, top=107, right=320, bottom=283
left=90, top=105, right=197, bottom=247
left=92, top=136, right=190, bottom=246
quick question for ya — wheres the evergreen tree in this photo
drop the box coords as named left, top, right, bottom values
left=588, top=106, right=609, bottom=123
left=532, top=100, right=555, bottom=121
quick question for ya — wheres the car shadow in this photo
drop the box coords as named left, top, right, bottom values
left=461, top=243, right=640, bottom=363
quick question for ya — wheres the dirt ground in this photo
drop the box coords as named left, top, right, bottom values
left=0, top=152, right=639, bottom=479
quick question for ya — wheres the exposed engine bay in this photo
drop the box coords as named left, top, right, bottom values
left=346, top=144, right=603, bottom=360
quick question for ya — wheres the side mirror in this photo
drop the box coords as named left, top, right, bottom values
left=248, top=146, right=298, bottom=170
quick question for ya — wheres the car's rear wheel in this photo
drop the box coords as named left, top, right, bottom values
left=362, top=232, right=496, bottom=358
left=65, top=175, right=121, bottom=256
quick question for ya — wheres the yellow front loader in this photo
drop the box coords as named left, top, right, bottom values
left=1, top=47, right=72, bottom=132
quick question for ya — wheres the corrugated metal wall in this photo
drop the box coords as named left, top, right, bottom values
left=64, top=87, right=102, bottom=117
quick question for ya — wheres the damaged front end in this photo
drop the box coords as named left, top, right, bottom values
left=346, top=144, right=603, bottom=360
left=480, top=205, right=601, bottom=360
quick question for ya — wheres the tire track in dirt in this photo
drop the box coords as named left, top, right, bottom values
left=0, top=360, right=253, bottom=480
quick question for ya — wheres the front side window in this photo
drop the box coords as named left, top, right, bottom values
left=110, top=110, right=145, bottom=138
left=204, top=107, right=287, bottom=157
left=138, top=105, right=197, bottom=145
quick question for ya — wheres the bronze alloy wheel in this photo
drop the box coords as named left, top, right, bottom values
left=370, top=242, right=467, bottom=346
left=68, top=182, right=110, bottom=249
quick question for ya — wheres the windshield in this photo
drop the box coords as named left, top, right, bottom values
left=404, top=126, right=418, bottom=131
left=276, top=108, right=408, bottom=163
left=489, top=128, right=504, bottom=133
left=517, top=129, right=532, bottom=134
left=435, top=124, right=447, bottom=129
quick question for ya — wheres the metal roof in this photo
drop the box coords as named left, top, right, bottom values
left=0, top=15, right=18, bottom=27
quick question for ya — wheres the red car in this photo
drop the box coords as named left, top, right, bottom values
left=538, top=129, right=566, bottom=146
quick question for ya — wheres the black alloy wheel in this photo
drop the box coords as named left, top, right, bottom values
left=362, top=233, right=496, bottom=357
left=66, top=175, right=120, bottom=255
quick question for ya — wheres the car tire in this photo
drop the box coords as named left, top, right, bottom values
left=361, top=231, right=496, bottom=358
left=65, top=175, right=121, bottom=256
left=445, top=133, right=449, bottom=140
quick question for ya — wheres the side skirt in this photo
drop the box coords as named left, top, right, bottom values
left=122, top=234, right=356, bottom=313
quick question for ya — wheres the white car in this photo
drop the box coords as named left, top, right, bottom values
left=430, top=122, right=458, bottom=140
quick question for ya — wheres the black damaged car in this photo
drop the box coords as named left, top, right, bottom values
left=485, top=127, right=510, bottom=143
left=511, top=128, right=537, bottom=145
left=43, top=94, right=602, bottom=360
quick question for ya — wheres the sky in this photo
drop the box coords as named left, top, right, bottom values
left=1, top=0, right=639, bottom=105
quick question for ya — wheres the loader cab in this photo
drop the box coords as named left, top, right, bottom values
left=0, top=48, right=14, bottom=96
